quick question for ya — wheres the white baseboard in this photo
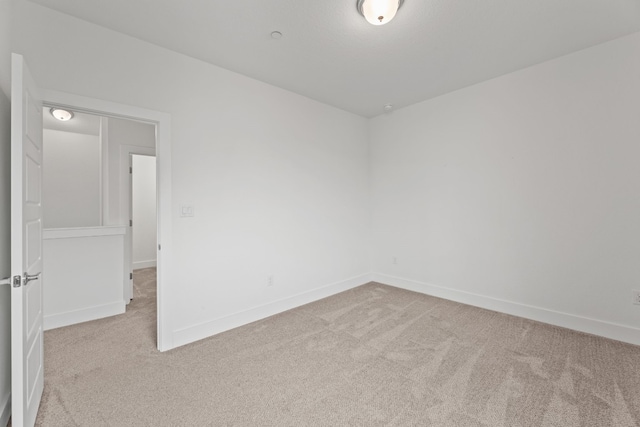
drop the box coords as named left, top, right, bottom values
left=0, top=391, right=10, bottom=427
left=44, top=301, right=126, bottom=331
left=172, top=273, right=373, bottom=348
left=372, top=273, right=640, bottom=347
left=133, top=260, right=156, bottom=270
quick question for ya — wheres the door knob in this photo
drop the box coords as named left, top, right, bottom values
left=23, top=272, right=40, bottom=286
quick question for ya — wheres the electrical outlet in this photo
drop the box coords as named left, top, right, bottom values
left=633, top=290, right=640, bottom=305
left=267, top=275, right=274, bottom=287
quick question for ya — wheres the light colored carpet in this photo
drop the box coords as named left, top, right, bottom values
left=32, top=268, right=640, bottom=426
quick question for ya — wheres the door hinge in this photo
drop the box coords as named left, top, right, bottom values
left=129, top=219, right=133, bottom=226
left=130, top=272, right=133, bottom=280
left=129, top=166, right=132, bottom=174
left=158, top=244, right=161, bottom=251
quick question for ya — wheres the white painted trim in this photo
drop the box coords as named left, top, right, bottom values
left=41, top=89, right=173, bottom=351
left=43, top=226, right=126, bottom=239
left=100, top=117, right=109, bottom=225
left=0, top=392, right=10, bottom=427
left=173, top=273, right=373, bottom=348
left=44, top=301, right=125, bottom=331
left=133, top=260, right=156, bottom=270
left=372, top=273, right=640, bottom=347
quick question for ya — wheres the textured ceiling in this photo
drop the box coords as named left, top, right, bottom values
left=28, top=0, right=640, bottom=117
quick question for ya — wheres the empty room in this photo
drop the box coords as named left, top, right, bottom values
left=0, top=0, right=639, bottom=426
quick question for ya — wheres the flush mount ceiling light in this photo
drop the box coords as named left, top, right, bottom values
left=357, top=0, right=405, bottom=26
left=50, top=108, right=74, bottom=121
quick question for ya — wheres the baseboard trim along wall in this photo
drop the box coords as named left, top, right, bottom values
left=133, top=260, right=157, bottom=270
left=0, top=392, right=10, bottom=427
left=172, top=273, right=373, bottom=348
left=372, top=273, right=640, bottom=347
left=44, top=301, right=126, bottom=331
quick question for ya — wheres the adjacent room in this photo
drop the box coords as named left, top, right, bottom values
left=41, top=108, right=158, bottom=331
left=0, top=0, right=639, bottom=426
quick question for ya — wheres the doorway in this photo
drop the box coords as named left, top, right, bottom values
left=131, top=154, right=157, bottom=271
left=130, top=154, right=157, bottom=304
left=9, top=55, right=173, bottom=427
left=41, top=89, right=172, bottom=351
left=41, top=112, right=159, bottom=329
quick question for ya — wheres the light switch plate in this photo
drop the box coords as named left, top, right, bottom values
left=180, top=205, right=194, bottom=217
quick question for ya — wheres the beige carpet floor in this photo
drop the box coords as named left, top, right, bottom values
left=31, top=268, right=640, bottom=426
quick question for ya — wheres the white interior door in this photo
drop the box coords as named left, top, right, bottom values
left=120, top=146, right=155, bottom=301
left=11, top=53, right=44, bottom=427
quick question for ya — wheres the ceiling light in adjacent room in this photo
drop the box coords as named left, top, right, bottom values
left=357, top=0, right=404, bottom=25
left=50, top=108, right=74, bottom=121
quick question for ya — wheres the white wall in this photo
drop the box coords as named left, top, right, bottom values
left=12, top=0, right=370, bottom=349
left=0, top=0, right=11, bottom=98
left=132, top=155, right=157, bottom=269
left=370, top=32, right=640, bottom=344
left=43, top=129, right=101, bottom=228
left=0, top=83, right=12, bottom=427
left=43, top=227, right=126, bottom=330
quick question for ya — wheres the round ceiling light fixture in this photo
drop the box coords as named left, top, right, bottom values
left=50, top=108, right=74, bottom=121
left=357, top=0, right=404, bottom=26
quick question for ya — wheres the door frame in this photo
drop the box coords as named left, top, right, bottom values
left=42, top=89, right=173, bottom=351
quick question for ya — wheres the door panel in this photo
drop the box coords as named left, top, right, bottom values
left=25, top=156, right=40, bottom=203
left=11, top=53, right=44, bottom=427
left=25, top=324, right=42, bottom=405
left=26, top=283, right=41, bottom=336
left=26, top=220, right=41, bottom=267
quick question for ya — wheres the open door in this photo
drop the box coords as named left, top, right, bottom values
left=11, top=53, right=44, bottom=427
